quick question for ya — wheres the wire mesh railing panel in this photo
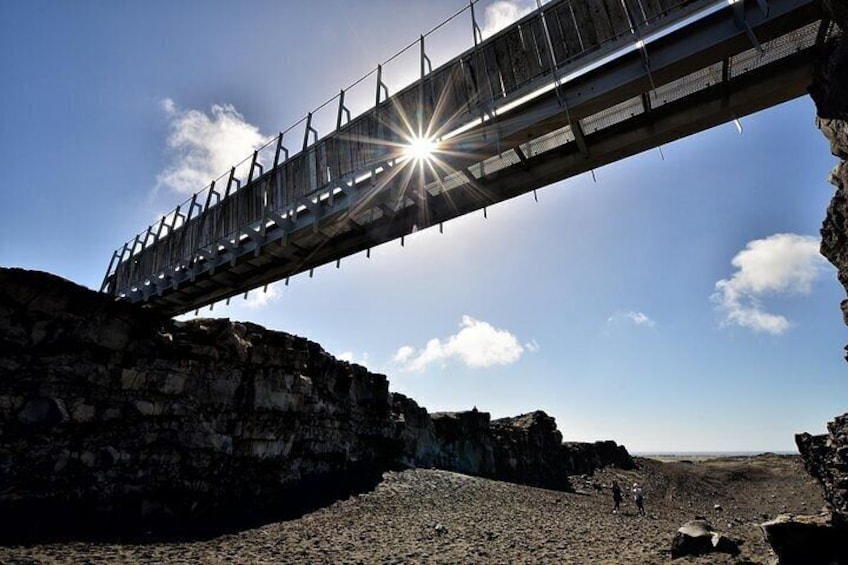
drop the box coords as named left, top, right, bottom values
left=649, top=61, right=723, bottom=108
left=468, top=149, right=523, bottom=179
left=440, top=170, right=470, bottom=192
left=520, top=124, right=575, bottom=158
left=582, top=95, right=645, bottom=133
left=730, top=21, right=821, bottom=79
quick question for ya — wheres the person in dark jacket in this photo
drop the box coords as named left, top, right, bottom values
left=612, top=480, right=623, bottom=513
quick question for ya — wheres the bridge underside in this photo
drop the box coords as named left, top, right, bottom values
left=110, top=0, right=829, bottom=317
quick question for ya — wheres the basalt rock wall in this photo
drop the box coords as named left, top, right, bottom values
left=786, top=412, right=848, bottom=564
left=0, top=267, right=633, bottom=538
left=399, top=408, right=635, bottom=490
left=809, top=0, right=848, bottom=525
left=780, top=4, right=848, bottom=563
left=817, top=0, right=848, bottom=347
left=0, top=268, right=399, bottom=537
left=796, top=414, right=848, bottom=522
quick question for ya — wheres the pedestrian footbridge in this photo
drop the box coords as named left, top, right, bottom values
left=102, top=0, right=832, bottom=316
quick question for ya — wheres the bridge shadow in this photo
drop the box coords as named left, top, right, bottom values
left=0, top=466, right=390, bottom=546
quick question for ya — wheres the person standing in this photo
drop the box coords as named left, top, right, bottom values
left=612, top=480, right=623, bottom=513
left=632, top=482, right=645, bottom=516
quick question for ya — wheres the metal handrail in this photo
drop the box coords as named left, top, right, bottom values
left=104, top=0, right=721, bottom=296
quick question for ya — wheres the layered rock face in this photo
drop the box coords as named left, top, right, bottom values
left=392, top=405, right=633, bottom=490
left=491, top=411, right=571, bottom=490
left=810, top=0, right=848, bottom=523
left=784, top=5, right=848, bottom=562
left=0, top=269, right=398, bottom=536
left=492, top=412, right=634, bottom=490
left=770, top=412, right=848, bottom=564
left=817, top=0, right=848, bottom=350
left=0, top=268, right=633, bottom=538
left=418, top=410, right=635, bottom=491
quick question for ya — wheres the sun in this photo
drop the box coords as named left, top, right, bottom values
left=403, top=135, right=438, bottom=163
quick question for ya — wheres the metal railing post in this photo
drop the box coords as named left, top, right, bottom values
left=336, top=90, right=351, bottom=130
left=303, top=112, right=318, bottom=152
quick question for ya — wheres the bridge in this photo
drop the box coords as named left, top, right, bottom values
left=102, top=0, right=832, bottom=316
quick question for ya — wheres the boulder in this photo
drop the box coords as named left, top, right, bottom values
left=761, top=513, right=848, bottom=565
left=17, top=397, right=68, bottom=427
left=670, top=519, right=740, bottom=559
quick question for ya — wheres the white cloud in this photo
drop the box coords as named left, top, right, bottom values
left=337, top=351, right=370, bottom=366
left=393, top=345, right=415, bottom=364
left=392, top=315, right=527, bottom=372
left=627, top=311, right=655, bottom=327
left=157, top=98, right=268, bottom=195
left=607, top=311, right=656, bottom=328
left=481, top=0, right=537, bottom=38
left=712, top=233, right=827, bottom=334
left=525, top=339, right=540, bottom=353
left=244, top=283, right=281, bottom=309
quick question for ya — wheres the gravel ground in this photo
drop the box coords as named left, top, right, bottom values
left=0, top=454, right=824, bottom=564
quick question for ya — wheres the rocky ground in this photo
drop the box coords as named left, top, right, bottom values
left=0, top=454, right=824, bottom=564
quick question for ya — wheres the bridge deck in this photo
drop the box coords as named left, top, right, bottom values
left=103, top=0, right=829, bottom=316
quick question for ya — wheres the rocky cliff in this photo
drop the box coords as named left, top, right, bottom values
left=0, top=268, right=401, bottom=538
left=809, top=0, right=848, bottom=524
left=777, top=4, right=848, bottom=563
left=0, top=267, right=632, bottom=539
left=817, top=1, right=848, bottom=353
left=402, top=409, right=635, bottom=491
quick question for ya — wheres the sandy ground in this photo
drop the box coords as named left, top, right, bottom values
left=0, top=454, right=824, bottom=564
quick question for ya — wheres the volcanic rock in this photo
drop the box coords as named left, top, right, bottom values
left=761, top=513, right=848, bottom=565
left=0, top=267, right=634, bottom=538
left=670, top=519, right=740, bottom=559
left=796, top=413, right=848, bottom=522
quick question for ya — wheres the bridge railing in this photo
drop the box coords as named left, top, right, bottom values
left=104, top=0, right=714, bottom=298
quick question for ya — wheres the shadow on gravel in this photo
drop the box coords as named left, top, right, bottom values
left=0, top=467, right=389, bottom=546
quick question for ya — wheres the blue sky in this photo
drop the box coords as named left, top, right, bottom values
left=1, top=0, right=845, bottom=452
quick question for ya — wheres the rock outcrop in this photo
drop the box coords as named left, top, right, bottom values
left=761, top=513, right=848, bottom=565
left=796, top=413, right=848, bottom=521
left=817, top=0, right=848, bottom=356
left=394, top=405, right=634, bottom=490
left=562, top=439, right=636, bottom=475
left=492, top=412, right=635, bottom=490
left=0, top=269, right=399, bottom=538
left=784, top=4, right=848, bottom=562
left=794, top=413, right=848, bottom=564
left=430, top=410, right=496, bottom=475
left=0, top=267, right=633, bottom=539
left=491, top=411, right=572, bottom=490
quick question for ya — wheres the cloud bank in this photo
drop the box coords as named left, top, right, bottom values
left=392, top=315, right=530, bottom=372
left=712, top=233, right=826, bottom=334
left=157, top=98, right=268, bottom=195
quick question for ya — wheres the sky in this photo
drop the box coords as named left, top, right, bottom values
left=1, top=0, right=846, bottom=453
